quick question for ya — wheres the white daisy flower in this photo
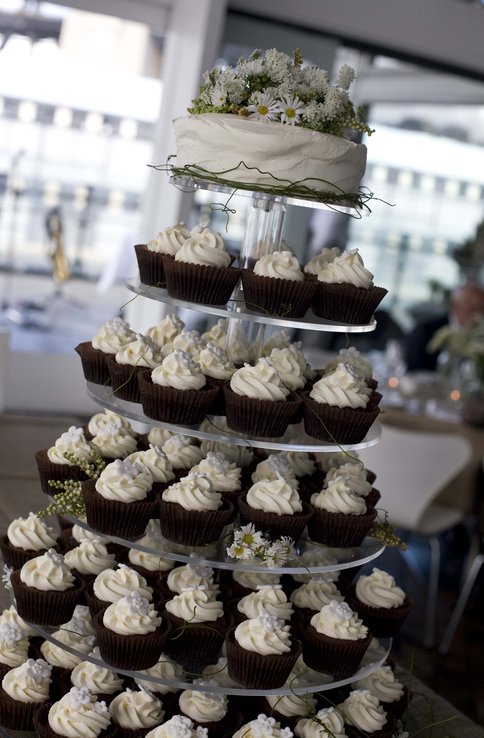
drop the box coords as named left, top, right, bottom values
left=277, top=95, right=306, bottom=125
left=210, top=86, right=227, bottom=106
left=247, top=92, right=279, bottom=121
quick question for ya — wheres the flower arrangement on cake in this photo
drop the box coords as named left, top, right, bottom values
left=161, top=48, right=375, bottom=207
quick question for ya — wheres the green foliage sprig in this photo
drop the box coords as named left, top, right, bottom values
left=37, top=449, right=106, bottom=520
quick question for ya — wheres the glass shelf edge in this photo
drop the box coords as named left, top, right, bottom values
left=85, top=382, right=382, bottom=454
left=126, top=279, right=377, bottom=335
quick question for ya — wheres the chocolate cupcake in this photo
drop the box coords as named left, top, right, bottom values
left=308, top=479, right=377, bottom=548
left=35, top=426, right=94, bottom=496
left=354, top=665, right=409, bottom=720
left=0, top=658, right=52, bottom=730
left=0, top=620, right=30, bottom=671
left=34, top=686, right=114, bottom=738
left=238, top=478, right=313, bottom=541
left=178, top=686, right=241, bottom=738
left=323, top=462, right=381, bottom=508
left=197, top=343, right=236, bottom=415
left=345, top=568, right=413, bottom=638
left=241, top=250, right=316, bottom=319
left=135, top=224, right=191, bottom=288
left=163, top=587, right=226, bottom=664
left=109, top=687, right=165, bottom=735
left=75, top=317, right=136, bottom=386
left=233, top=714, right=295, bottom=738
left=233, top=584, right=294, bottom=625
left=161, top=434, right=204, bottom=478
left=1, top=513, right=60, bottom=570
left=295, top=706, right=347, bottom=738
left=138, top=351, right=219, bottom=425
left=300, top=601, right=371, bottom=677
left=86, top=564, right=154, bottom=617
left=107, top=334, right=164, bottom=404
left=63, top=540, right=116, bottom=586
left=190, top=451, right=242, bottom=522
left=261, top=690, right=317, bottom=730
left=338, top=689, right=397, bottom=738
left=69, top=649, right=124, bottom=705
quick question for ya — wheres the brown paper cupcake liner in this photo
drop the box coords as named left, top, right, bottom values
left=93, top=610, right=168, bottom=670
left=225, top=626, right=301, bottom=689
left=138, top=369, right=219, bottom=425
left=158, top=497, right=233, bottom=546
left=0, top=688, right=48, bottom=731
left=75, top=342, right=112, bottom=386
left=162, top=254, right=240, bottom=305
left=0, top=536, right=61, bottom=571
left=35, top=449, right=89, bottom=496
left=301, top=622, right=371, bottom=677
left=223, top=387, right=301, bottom=439
left=134, top=243, right=166, bottom=287
left=237, top=496, right=313, bottom=541
left=202, top=375, right=227, bottom=415
left=301, top=394, right=380, bottom=444
left=11, top=570, right=84, bottom=626
left=311, top=283, right=388, bottom=324
left=345, top=714, right=397, bottom=738
left=307, top=506, right=377, bottom=548
left=82, top=479, right=158, bottom=540
left=241, top=270, right=317, bottom=319
left=344, top=586, right=414, bottom=638
left=106, top=357, right=145, bottom=404
left=162, top=612, right=226, bottom=664
left=366, top=469, right=377, bottom=485
left=365, top=487, right=381, bottom=508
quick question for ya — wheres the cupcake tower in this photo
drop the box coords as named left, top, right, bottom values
left=2, top=143, right=412, bottom=738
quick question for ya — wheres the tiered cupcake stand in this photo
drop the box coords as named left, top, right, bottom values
left=23, top=180, right=392, bottom=710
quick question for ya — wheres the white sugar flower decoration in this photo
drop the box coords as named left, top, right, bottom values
left=277, top=95, right=306, bottom=125
left=2, top=564, right=13, bottom=590
left=247, top=92, right=279, bottom=121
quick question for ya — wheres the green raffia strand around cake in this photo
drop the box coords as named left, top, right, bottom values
left=37, top=449, right=106, bottom=520
left=150, top=161, right=379, bottom=214
left=188, top=48, right=373, bottom=139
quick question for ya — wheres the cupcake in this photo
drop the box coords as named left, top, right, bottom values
left=87, top=564, right=153, bottom=616
left=241, top=250, right=316, bottom=319
left=135, top=223, right=190, bottom=287
left=11, top=549, right=84, bottom=626
left=308, top=477, right=377, bottom=547
left=251, top=453, right=298, bottom=487
left=145, top=715, right=208, bottom=738
left=40, top=622, right=96, bottom=672
left=283, top=452, right=323, bottom=500
left=159, top=473, right=233, bottom=546
left=290, top=579, right=344, bottom=620
left=138, top=350, right=218, bottom=425
left=35, top=426, right=94, bottom=496
left=134, top=655, right=184, bottom=698
left=107, top=334, right=164, bottom=403
left=1, top=512, right=59, bottom=570
left=309, top=249, right=387, bottom=324
left=230, top=569, right=281, bottom=598
left=162, top=435, right=203, bottom=476
left=338, top=689, right=395, bottom=738
left=91, top=423, right=138, bottom=461
left=163, top=225, right=240, bottom=305
left=60, top=520, right=114, bottom=554
left=302, top=364, right=379, bottom=445
left=178, top=683, right=239, bottom=737
left=295, top=706, right=347, bottom=738
left=75, top=317, right=136, bottom=386
left=233, top=714, right=294, bottom=738
left=161, top=561, right=220, bottom=601
left=325, top=347, right=377, bottom=389
left=126, top=447, right=176, bottom=494
left=86, top=409, right=137, bottom=442
left=171, top=329, right=207, bottom=362
left=324, top=464, right=380, bottom=508
left=0, top=605, right=37, bottom=637
left=267, top=347, right=308, bottom=418
left=63, top=540, right=116, bottom=584
left=163, top=587, right=225, bottom=664
left=225, top=610, right=301, bottom=689
left=234, top=584, right=293, bottom=623
left=197, top=343, right=236, bottom=414
left=224, top=358, right=301, bottom=438
left=34, top=685, right=113, bottom=738
left=239, top=476, right=312, bottom=542
left=145, top=427, right=177, bottom=449
left=354, top=665, right=408, bottom=719
left=201, top=657, right=238, bottom=688
left=82, top=458, right=156, bottom=539
left=304, top=247, right=342, bottom=278
left=345, top=568, right=413, bottom=637
left=201, top=318, right=229, bottom=350
left=190, top=451, right=242, bottom=515
left=0, top=658, right=52, bottom=730
left=94, top=590, right=166, bottom=670
left=109, top=687, right=165, bottom=734
left=70, top=648, right=124, bottom=704
left=147, top=313, right=185, bottom=355
left=263, top=690, right=317, bottom=730
left=300, top=600, right=371, bottom=677
left=0, top=621, right=30, bottom=670
left=124, top=524, right=175, bottom=585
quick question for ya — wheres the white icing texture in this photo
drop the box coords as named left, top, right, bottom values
left=254, top=250, right=304, bottom=281
left=7, top=512, right=57, bottom=551
left=355, top=568, right=406, bottom=609
left=230, top=359, right=289, bottom=400
left=310, top=601, right=368, bottom=641
left=151, top=350, right=206, bottom=391
left=94, top=458, right=152, bottom=503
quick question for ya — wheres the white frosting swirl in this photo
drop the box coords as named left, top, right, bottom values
left=7, top=512, right=57, bottom=551
left=47, top=426, right=93, bottom=466
left=202, top=319, right=228, bottom=349
left=247, top=476, right=303, bottom=515
left=145, top=715, right=207, bottom=738
left=128, top=447, right=176, bottom=485
left=233, top=713, right=294, bottom=738
left=267, top=690, right=317, bottom=718
left=147, top=314, right=185, bottom=350
left=261, top=329, right=292, bottom=355
left=325, top=464, right=372, bottom=497
left=309, top=363, right=371, bottom=409
left=165, top=587, right=223, bottom=623
left=20, top=549, right=75, bottom=591
left=316, top=249, right=374, bottom=288
left=109, top=688, right=164, bottom=729
left=175, top=226, right=231, bottom=268
left=91, top=318, right=136, bottom=354
left=251, top=454, right=298, bottom=486
left=2, top=658, right=52, bottom=703
left=0, top=606, right=36, bottom=636
left=91, top=423, right=137, bottom=459
left=162, top=473, right=222, bottom=511
left=93, top=565, right=153, bottom=604
left=41, top=629, right=96, bottom=669
left=199, top=438, right=253, bottom=468
left=87, top=410, right=136, bottom=439
left=147, top=223, right=190, bottom=255
left=232, top=570, right=280, bottom=590
left=304, top=247, right=341, bottom=277
left=172, top=330, right=207, bottom=362
left=310, top=601, right=368, bottom=641
left=162, top=435, right=203, bottom=470
left=151, top=350, right=206, bottom=391
left=135, top=656, right=184, bottom=694
left=230, top=359, right=289, bottom=400
left=328, top=347, right=373, bottom=382
left=295, top=707, right=346, bottom=738
left=94, top=458, right=153, bottom=502
left=284, top=451, right=317, bottom=478
left=269, top=347, right=306, bottom=390
left=64, top=541, right=116, bottom=576
left=234, top=611, right=292, bottom=655
left=71, top=653, right=124, bottom=695
left=167, top=563, right=219, bottom=596
left=179, top=684, right=228, bottom=723
left=48, top=687, right=111, bottom=738
left=339, top=690, right=387, bottom=733
left=355, top=665, right=404, bottom=703
left=198, top=343, right=235, bottom=381
left=191, top=452, right=241, bottom=492
left=355, top=568, right=406, bottom=609
left=238, top=585, right=293, bottom=621
left=290, top=580, right=343, bottom=611
left=254, top=250, right=304, bottom=281
left=115, top=333, right=163, bottom=368
left=103, top=591, right=161, bottom=635
left=128, top=529, right=174, bottom=573
left=311, top=478, right=367, bottom=515
left=0, top=622, right=29, bottom=667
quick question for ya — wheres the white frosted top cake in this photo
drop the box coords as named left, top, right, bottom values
left=174, top=48, right=370, bottom=198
